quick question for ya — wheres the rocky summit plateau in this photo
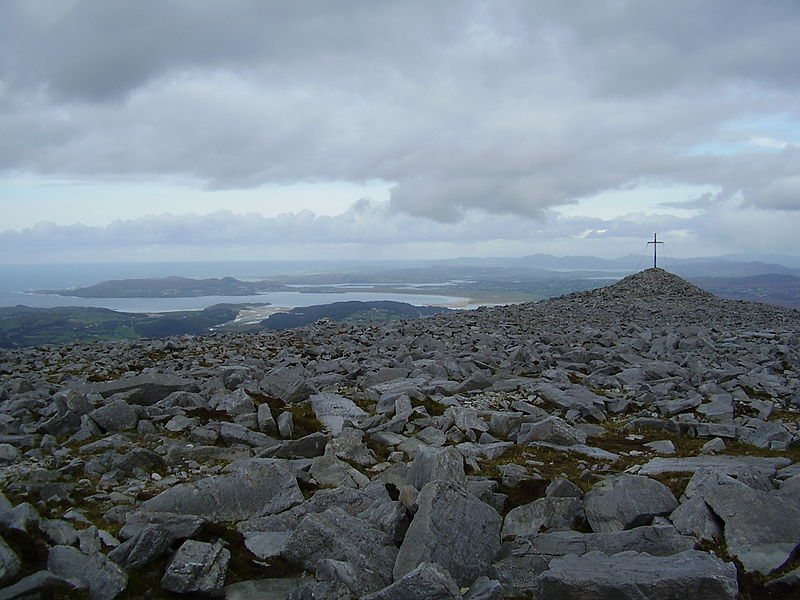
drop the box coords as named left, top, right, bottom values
left=1, top=268, right=799, bottom=600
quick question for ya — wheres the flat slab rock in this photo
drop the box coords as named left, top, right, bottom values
left=535, top=550, right=738, bottom=600
left=633, top=455, right=792, bottom=477
left=142, top=463, right=303, bottom=522
left=584, top=474, right=678, bottom=533
left=309, top=393, right=369, bottom=434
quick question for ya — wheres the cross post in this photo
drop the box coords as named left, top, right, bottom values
left=647, top=233, right=664, bottom=269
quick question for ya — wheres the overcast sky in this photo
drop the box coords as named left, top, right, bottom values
left=1, top=0, right=799, bottom=263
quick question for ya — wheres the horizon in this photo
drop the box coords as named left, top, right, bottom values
left=2, top=2, right=799, bottom=263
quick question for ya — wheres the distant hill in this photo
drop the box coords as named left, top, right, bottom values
left=689, top=273, right=800, bottom=308
left=36, top=275, right=284, bottom=298
left=259, top=301, right=451, bottom=330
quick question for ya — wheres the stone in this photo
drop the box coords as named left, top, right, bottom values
left=584, top=474, right=678, bottom=533
left=535, top=550, right=737, bottom=600
left=670, top=496, right=724, bottom=543
left=142, top=463, right=303, bottom=522
left=361, top=562, right=462, bottom=600
left=224, top=577, right=310, bottom=600
left=277, top=411, right=295, bottom=439
left=501, top=497, right=585, bottom=538
left=463, top=576, right=504, bottom=600
left=517, top=416, right=587, bottom=446
left=119, top=511, right=205, bottom=541
left=309, top=393, right=369, bottom=434
left=283, top=507, right=397, bottom=593
left=0, top=570, right=80, bottom=600
left=316, top=559, right=388, bottom=597
left=0, top=537, right=20, bottom=586
left=394, top=480, right=502, bottom=587
left=545, top=477, right=583, bottom=498
left=243, top=531, right=291, bottom=560
left=634, top=455, right=791, bottom=477
left=644, top=440, right=675, bottom=454
left=161, top=540, right=230, bottom=597
left=79, top=374, right=198, bottom=406
left=108, top=525, right=173, bottom=571
left=406, top=446, right=466, bottom=490
left=215, top=388, right=255, bottom=416
left=265, top=432, right=329, bottom=458
left=219, top=421, right=278, bottom=448
left=47, top=545, right=128, bottom=600
left=310, top=449, right=370, bottom=488
left=257, top=402, right=278, bottom=434
left=89, top=398, right=138, bottom=432
left=704, top=477, right=800, bottom=574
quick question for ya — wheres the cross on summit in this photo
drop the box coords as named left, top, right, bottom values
left=647, top=233, right=664, bottom=269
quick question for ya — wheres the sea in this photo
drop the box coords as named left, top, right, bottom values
left=0, top=261, right=468, bottom=312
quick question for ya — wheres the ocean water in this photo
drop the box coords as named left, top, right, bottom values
left=0, top=262, right=468, bottom=312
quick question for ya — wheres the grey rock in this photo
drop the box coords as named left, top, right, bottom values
left=670, top=496, right=724, bottom=542
left=316, top=558, right=387, bottom=597
left=0, top=537, right=20, bottom=586
left=310, top=448, right=370, bottom=488
left=283, top=507, right=397, bottom=593
left=394, top=480, right=502, bottom=587
left=529, top=381, right=607, bottom=422
left=644, top=440, right=675, bottom=454
left=243, top=531, right=291, bottom=560
left=0, top=570, right=79, bottom=600
left=220, top=421, right=278, bottom=448
left=216, top=388, right=255, bottom=416
left=108, top=525, right=173, bottom=571
left=584, top=474, right=678, bottom=533
left=161, top=540, right=230, bottom=597
left=359, top=499, right=410, bottom=545
left=0, top=445, right=20, bottom=466
left=79, top=373, right=198, bottom=406
left=224, top=577, right=311, bottom=600
left=535, top=550, right=737, bottom=600
left=697, top=393, right=734, bottom=422
left=47, top=545, right=128, bottom=600
left=407, top=446, right=466, bottom=490
left=362, top=562, right=462, bottom=600
left=501, top=497, right=585, bottom=538
left=634, top=455, right=791, bottom=477
left=463, top=576, right=504, bottom=600
left=257, top=402, right=278, bottom=434
left=265, top=432, right=329, bottom=458
left=517, top=416, right=587, bottom=446
left=119, top=511, right=205, bottom=540
left=277, top=411, right=295, bottom=439
left=309, top=393, right=369, bottom=434
left=0, top=503, right=40, bottom=533
left=545, top=477, right=583, bottom=498
left=89, top=398, right=138, bottom=432
left=286, top=580, right=351, bottom=600
left=142, top=463, right=303, bottom=522
left=38, top=518, right=79, bottom=546
left=261, top=365, right=315, bottom=403
left=704, top=477, right=800, bottom=574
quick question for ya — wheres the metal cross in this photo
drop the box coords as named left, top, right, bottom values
left=647, top=233, right=664, bottom=269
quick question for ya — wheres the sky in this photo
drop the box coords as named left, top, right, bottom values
left=1, top=0, right=799, bottom=264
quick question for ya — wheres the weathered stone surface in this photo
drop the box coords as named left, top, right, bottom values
left=283, top=507, right=398, bottom=593
left=224, top=577, right=311, bottom=600
left=635, top=455, right=792, bottom=476
left=535, top=550, right=737, bottom=600
left=89, top=398, right=138, bottom=432
left=243, top=531, right=291, bottom=560
left=362, top=562, right=462, bottom=600
left=517, top=416, right=587, bottom=446
left=394, top=480, right=502, bottom=587
left=0, top=537, right=20, bottom=585
left=310, top=449, right=370, bottom=488
left=704, top=477, right=800, bottom=574
left=142, top=463, right=303, bottom=522
left=0, top=570, right=80, bottom=600
left=406, top=446, right=466, bottom=490
left=119, top=511, right=204, bottom=541
left=108, top=525, right=173, bottom=571
left=47, top=545, right=128, bottom=600
left=463, top=576, right=504, bottom=600
left=78, top=373, right=198, bottom=406
left=309, top=393, right=369, bottom=434
left=161, top=540, right=230, bottom=597
left=501, top=497, right=585, bottom=538
left=584, top=474, right=678, bottom=533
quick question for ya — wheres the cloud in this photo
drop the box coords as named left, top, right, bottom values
left=1, top=1, right=799, bottom=223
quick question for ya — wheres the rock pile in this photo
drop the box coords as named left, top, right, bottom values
left=1, top=268, right=798, bottom=599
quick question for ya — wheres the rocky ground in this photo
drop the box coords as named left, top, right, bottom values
left=0, top=268, right=798, bottom=599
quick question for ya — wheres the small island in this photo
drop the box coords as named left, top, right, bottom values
left=36, top=275, right=286, bottom=298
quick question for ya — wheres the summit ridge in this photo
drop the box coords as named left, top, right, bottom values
left=0, top=268, right=798, bottom=598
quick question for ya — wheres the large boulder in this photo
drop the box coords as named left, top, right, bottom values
left=584, top=474, right=677, bottom=532
left=89, top=398, right=138, bottom=433
left=161, top=540, right=230, bottom=597
left=406, top=446, right=467, bottom=490
left=534, top=550, right=737, bottom=600
left=283, top=507, right=398, bottom=594
left=501, top=497, right=585, bottom=539
left=394, top=480, right=502, bottom=587
left=309, top=393, right=369, bottom=434
left=142, top=463, right=303, bottom=522
left=78, top=373, right=198, bottom=406
left=47, top=545, right=128, bottom=600
left=361, top=562, right=462, bottom=600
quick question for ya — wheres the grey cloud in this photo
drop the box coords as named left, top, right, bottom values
left=1, top=1, right=799, bottom=221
